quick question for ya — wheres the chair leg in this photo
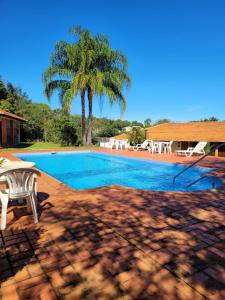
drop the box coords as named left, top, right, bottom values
left=26, top=197, right=32, bottom=213
left=29, top=194, right=38, bottom=223
left=1, top=194, right=9, bottom=230
left=186, top=152, right=192, bottom=157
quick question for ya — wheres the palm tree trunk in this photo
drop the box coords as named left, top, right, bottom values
left=81, top=89, right=86, bottom=145
left=86, top=86, right=93, bottom=146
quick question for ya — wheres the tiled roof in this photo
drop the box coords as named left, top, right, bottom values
left=113, top=133, right=128, bottom=140
left=0, top=109, right=26, bottom=122
left=146, top=122, right=225, bottom=142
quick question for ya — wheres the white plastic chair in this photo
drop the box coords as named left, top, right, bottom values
left=164, top=141, right=173, bottom=153
left=148, top=141, right=159, bottom=154
left=100, top=142, right=106, bottom=147
left=0, top=168, right=41, bottom=230
left=119, top=140, right=130, bottom=150
left=100, top=138, right=110, bottom=148
left=114, top=140, right=120, bottom=150
left=0, top=158, right=10, bottom=183
left=104, top=139, right=116, bottom=149
left=110, top=139, right=124, bottom=150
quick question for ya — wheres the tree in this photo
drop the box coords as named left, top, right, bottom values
left=98, top=126, right=119, bottom=137
left=201, top=116, right=218, bottom=122
left=127, top=127, right=145, bottom=146
left=112, top=119, right=130, bottom=131
left=154, top=118, right=171, bottom=125
left=130, top=121, right=143, bottom=127
left=144, top=118, right=151, bottom=127
left=0, top=78, right=8, bottom=100
left=44, top=111, right=79, bottom=145
left=0, top=79, right=28, bottom=113
left=20, top=102, right=52, bottom=141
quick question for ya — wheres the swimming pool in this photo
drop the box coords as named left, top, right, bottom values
left=16, top=151, right=221, bottom=192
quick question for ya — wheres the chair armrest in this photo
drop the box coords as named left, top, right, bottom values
left=0, top=189, right=8, bottom=196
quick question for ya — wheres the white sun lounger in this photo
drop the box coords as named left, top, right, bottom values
left=129, top=140, right=150, bottom=151
left=176, top=142, right=207, bottom=157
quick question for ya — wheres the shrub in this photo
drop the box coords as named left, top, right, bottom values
left=128, top=127, right=145, bottom=146
left=98, top=126, right=120, bottom=137
left=44, top=114, right=79, bottom=146
left=60, top=119, right=78, bottom=146
left=204, top=142, right=211, bottom=154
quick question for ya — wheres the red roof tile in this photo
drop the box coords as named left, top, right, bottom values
left=0, top=109, right=26, bottom=122
left=146, top=122, right=225, bottom=142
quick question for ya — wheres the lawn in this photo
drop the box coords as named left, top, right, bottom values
left=1, top=142, right=98, bottom=151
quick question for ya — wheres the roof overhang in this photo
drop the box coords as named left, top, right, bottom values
left=146, top=122, right=225, bottom=143
left=0, top=109, right=26, bottom=122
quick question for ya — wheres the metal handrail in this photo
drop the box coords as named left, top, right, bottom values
left=186, top=174, right=216, bottom=189
left=173, top=142, right=225, bottom=184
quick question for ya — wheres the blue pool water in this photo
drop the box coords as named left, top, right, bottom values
left=16, top=151, right=221, bottom=192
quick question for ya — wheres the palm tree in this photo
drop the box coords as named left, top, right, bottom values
left=144, top=118, right=152, bottom=127
left=69, top=27, right=131, bottom=145
left=43, top=26, right=131, bottom=145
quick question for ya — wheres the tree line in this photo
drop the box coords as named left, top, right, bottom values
left=0, top=76, right=144, bottom=145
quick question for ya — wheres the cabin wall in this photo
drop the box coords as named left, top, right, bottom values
left=0, top=117, right=21, bottom=147
left=210, top=144, right=225, bottom=157
left=171, top=141, right=197, bottom=151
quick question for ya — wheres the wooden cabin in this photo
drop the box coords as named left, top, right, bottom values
left=0, top=109, right=26, bottom=147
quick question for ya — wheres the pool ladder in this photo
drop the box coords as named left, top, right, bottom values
left=186, top=174, right=216, bottom=190
left=173, top=142, right=225, bottom=189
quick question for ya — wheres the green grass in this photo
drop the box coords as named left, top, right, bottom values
left=1, top=142, right=99, bottom=151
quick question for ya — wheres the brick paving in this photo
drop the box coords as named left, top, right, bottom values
left=0, top=149, right=225, bottom=299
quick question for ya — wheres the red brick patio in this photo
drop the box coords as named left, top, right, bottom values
left=0, top=149, right=225, bottom=300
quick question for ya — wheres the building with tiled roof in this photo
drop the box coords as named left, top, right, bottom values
left=146, top=122, right=225, bottom=156
left=0, top=109, right=26, bottom=147
left=112, top=122, right=225, bottom=156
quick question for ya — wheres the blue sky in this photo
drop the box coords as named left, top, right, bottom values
left=0, top=0, right=225, bottom=122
